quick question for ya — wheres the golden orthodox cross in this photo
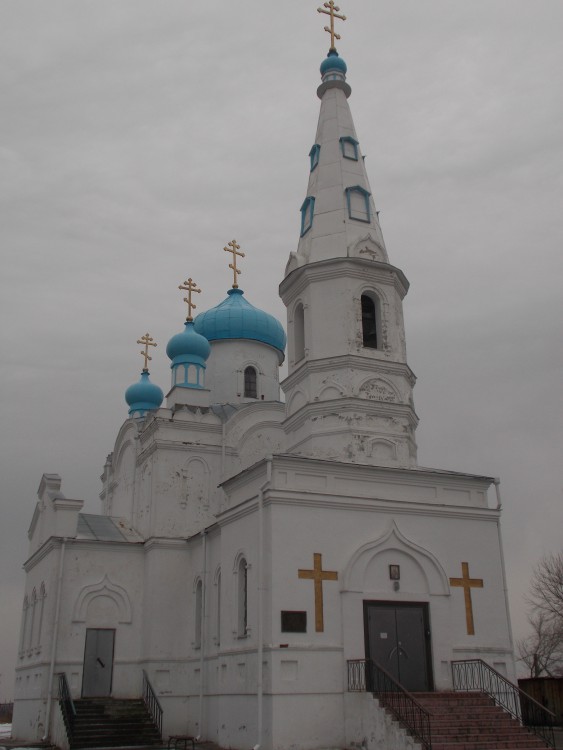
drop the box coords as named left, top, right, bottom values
left=317, top=1, right=346, bottom=51
left=449, top=562, right=484, bottom=635
left=224, top=239, right=245, bottom=288
left=137, top=332, right=157, bottom=371
left=298, top=552, right=338, bottom=633
left=178, top=277, right=201, bottom=321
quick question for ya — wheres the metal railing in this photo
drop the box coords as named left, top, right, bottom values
left=348, top=659, right=432, bottom=750
left=452, top=659, right=555, bottom=748
left=57, top=672, right=76, bottom=739
left=142, top=669, right=163, bottom=738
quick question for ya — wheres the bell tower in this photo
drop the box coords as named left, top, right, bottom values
left=280, top=41, right=418, bottom=468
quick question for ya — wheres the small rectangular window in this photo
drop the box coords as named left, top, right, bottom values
left=340, top=136, right=359, bottom=161
left=309, top=144, right=320, bottom=172
left=300, top=196, right=315, bottom=236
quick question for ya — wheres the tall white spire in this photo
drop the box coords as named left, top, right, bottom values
left=280, top=41, right=419, bottom=469
left=286, top=50, right=388, bottom=276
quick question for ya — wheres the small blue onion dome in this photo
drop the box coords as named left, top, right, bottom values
left=194, top=289, right=286, bottom=354
left=125, top=371, right=164, bottom=416
left=166, top=321, right=211, bottom=367
left=320, top=49, right=347, bottom=76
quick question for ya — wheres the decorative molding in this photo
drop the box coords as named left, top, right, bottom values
left=72, top=574, right=133, bottom=624
left=350, top=234, right=388, bottom=263
left=343, top=521, right=450, bottom=595
left=359, top=377, right=401, bottom=403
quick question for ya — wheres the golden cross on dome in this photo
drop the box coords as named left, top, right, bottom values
left=137, top=332, right=157, bottom=371
left=224, top=239, right=245, bottom=289
left=318, top=1, right=346, bottom=51
left=178, top=277, right=202, bottom=321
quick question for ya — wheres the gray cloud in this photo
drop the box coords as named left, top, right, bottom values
left=1, top=0, right=562, bottom=692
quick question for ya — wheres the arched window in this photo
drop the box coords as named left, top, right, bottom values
left=244, top=366, right=257, bottom=399
left=194, top=579, right=203, bottom=649
left=19, top=595, right=29, bottom=657
left=35, top=583, right=46, bottom=651
left=361, top=294, right=380, bottom=349
left=294, top=303, right=305, bottom=362
left=28, top=589, right=37, bottom=653
left=237, top=557, right=248, bottom=637
left=215, top=570, right=221, bottom=646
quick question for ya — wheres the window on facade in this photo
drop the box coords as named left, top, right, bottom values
left=294, top=303, right=305, bottom=362
left=361, top=294, right=379, bottom=349
left=19, top=595, right=29, bottom=656
left=244, top=366, right=258, bottom=399
left=340, top=136, right=359, bottom=161
left=195, top=579, right=203, bottom=649
left=237, top=557, right=248, bottom=637
left=28, top=589, right=37, bottom=653
left=216, top=570, right=221, bottom=646
left=346, top=186, right=371, bottom=223
left=309, top=144, right=320, bottom=172
left=36, top=583, right=46, bottom=652
left=300, top=196, right=315, bottom=236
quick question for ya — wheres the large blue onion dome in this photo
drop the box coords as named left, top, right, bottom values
left=194, top=288, right=286, bottom=355
left=125, top=371, right=164, bottom=417
left=166, top=321, right=211, bottom=367
left=320, top=49, right=347, bottom=76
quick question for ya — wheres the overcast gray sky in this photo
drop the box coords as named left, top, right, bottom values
left=1, top=0, right=562, bottom=696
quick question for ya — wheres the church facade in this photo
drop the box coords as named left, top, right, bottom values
left=12, top=20, right=516, bottom=750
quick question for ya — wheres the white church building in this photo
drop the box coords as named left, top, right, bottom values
left=12, top=10, right=516, bottom=750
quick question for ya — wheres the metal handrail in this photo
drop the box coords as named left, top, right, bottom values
left=452, top=658, right=555, bottom=748
left=142, top=669, right=163, bottom=738
left=348, top=659, right=432, bottom=750
left=57, top=672, right=76, bottom=740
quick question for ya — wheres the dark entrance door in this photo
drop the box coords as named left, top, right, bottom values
left=82, top=628, right=115, bottom=697
left=364, top=602, right=433, bottom=692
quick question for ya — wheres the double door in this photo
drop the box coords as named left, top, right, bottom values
left=364, top=602, right=433, bottom=692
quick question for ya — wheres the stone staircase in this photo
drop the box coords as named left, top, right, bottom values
left=68, top=698, right=162, bottom=749
left=414, top=692, right=551, bottom=750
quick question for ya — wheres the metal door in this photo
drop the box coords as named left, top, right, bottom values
left=364, top=602, right=432, bottom=692
left=82, top=628, right=115, bottom=697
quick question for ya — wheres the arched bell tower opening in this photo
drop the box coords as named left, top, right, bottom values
left=361, top=293, right=381, bottom=350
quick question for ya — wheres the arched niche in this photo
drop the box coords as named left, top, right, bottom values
left=72, top=575, right=133, bottom=624
left=343, top=523, right=450, bottom=597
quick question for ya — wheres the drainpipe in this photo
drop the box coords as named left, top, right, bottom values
left=255, top=456, right=272, bottom=750
left=198, top=529, right=207, bottom=738
left=493, top=478, right=515, bottom=655
left=43, top=537, right=67, bottom=740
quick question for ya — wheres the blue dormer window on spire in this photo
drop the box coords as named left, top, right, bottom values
left=309, top=144, right=321, bottom=172
left=345, top=186, right=371, bottom=223
left=300, top=196, right=315, bottom=236
left=340, top=136, right=359, bottom=161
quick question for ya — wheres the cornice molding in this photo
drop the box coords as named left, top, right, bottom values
left=282, top=396, right=419, bottom=433
left=280, top=257, right=409, bottom=303
left=281, top=355, right=417, bottom=391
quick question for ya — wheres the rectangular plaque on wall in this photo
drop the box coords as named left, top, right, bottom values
left=281, top=611, right=307, bottom=633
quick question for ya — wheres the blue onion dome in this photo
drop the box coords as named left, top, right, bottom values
left=194, top=289, right=286, bottom=355
left=320, top=49, right=347, bottom=76
left=166, top=321, right=211, bottom=367
left=125, top=371, right=164, bottom=416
